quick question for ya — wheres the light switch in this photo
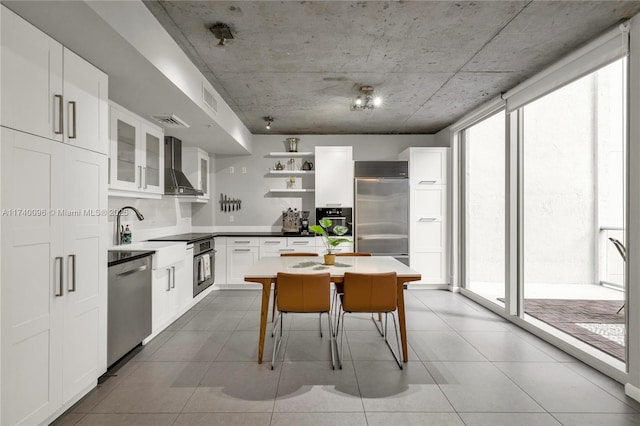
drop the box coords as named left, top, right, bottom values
left=242, top=167, right=247, bottom=174
left=229, top=166, right=235, bottom=174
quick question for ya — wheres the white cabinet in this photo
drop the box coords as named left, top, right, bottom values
left=259, top=237, right=317, bottom=257
left=226, top=238, right=259, bottom=284
left=1, top=128, right=108, bottom=426
left=183, top=147, right=210, bottom=201
left=151, top=252, right=188, bottom=335
left=108, top=102, right=164, bottom=197
left=1, top=6, right=108, bottom=154
left=400, top=147, right=449, bottom=284
left=214, top=237, right=227, bottom=285
left=315, top=146, right=354, bottom=207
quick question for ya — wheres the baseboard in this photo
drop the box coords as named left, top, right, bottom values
left=215, top=283, right=263, bottom=290
left=404, top=283, right=449, bottom=290
left=45, top=381, right=96, bottom=425
left=626, top=383, right=640, bottom=402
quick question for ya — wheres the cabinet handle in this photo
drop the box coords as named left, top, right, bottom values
left=292, top=241, right=309, bottom=245
left=264, top=241, right=280, bottom=245
left=55, top=257, right=64, bottom=297
left=143, top=167, right=147, bottom=189
left=234, top=240, right=250, bottom=244
left=54, top=95, right=63, bottom=135
left=138, top=166, right=143, bottom=188
left=419, top=180, right=437, bottom=185
left=108, top=157, right=111, bottom=184
left=68, top=254, right=76, bottom=292
left=68, top=101, right=77, bottom=139
left=418, top=217, right=437, bottom=222
left=326, top=203, right=342, bottom=207
left=167, top=268, right=172, bottom=291
left=234, top=248, right=251, bottom=252
left=279, top=249, right=295, bottom=252
left=171, top=266, right=176, bottom=288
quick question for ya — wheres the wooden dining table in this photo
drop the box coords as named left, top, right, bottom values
left=244, top=256, right=422, bottom=364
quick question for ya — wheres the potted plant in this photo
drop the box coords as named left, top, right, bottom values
left=310, top=218, right=350, bottom=265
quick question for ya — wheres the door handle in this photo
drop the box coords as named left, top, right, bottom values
left=419, top=180, right=437, bottom=184
left=68, top=101, right=77, bottom=139
left=171, top=266, right=176, bottom=288
left=167, top=268, right=172, bottom=291
left=143, top=167, right=147, bottom=189
left=115, top=265, right=148, bottom=278
left=418, top=218, right=437, bottom=222
left=68, top=254, right=76, bottom=292
left=138, top=166, right=143, bottom=188
left=54, top=95, right=63, bottom=135
left=55, top=257, right=64, bottom=297
left=234, top=248, right=251, bottom=252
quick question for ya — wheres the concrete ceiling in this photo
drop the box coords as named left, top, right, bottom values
left=145, top=0, right=640, bottom=135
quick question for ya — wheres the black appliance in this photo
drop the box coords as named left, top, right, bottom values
left=315, top=207, right=353, bottom=236
left=147, top=233, right=215, bottom=296
left=164, top=136, right=204, bottom=196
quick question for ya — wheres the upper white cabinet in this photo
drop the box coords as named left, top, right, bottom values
left=108, top=102, right=164, bottom=197
left=399, top=147, right=449, bottom=284
left=1, top=6, right=108, bottom=154
left=183, top=147, right=210, bottom=201
left=1, top=128, right=108, bottom=426
left=315, top=146, right=354, bottom=207
left=408, top=148, right=447, bottom=185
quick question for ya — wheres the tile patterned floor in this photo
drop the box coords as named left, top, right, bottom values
left=53, top=289, right=640, bottom=426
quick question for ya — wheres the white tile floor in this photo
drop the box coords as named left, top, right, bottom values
left=53, top=289, right=640, bottom=426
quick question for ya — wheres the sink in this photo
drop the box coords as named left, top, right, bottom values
left=110, top=241, right=186, bottom=269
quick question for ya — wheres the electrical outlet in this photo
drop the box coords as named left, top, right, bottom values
left=229, top=166, right=235, bottom=174
left=242, top=166, right=247, bottom=174
left=229, top=215, right=234, bottom=222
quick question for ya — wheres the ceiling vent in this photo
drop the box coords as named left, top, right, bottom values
left=149, top=114, right=190, bottom=129
left=202, top=84, right=218, bottom=113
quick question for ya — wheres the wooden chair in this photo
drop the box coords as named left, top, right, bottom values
left=272, top=272, right=334, bottom=369
left=333, top=253, right=372, bottom=327
left=272, top=253, right=319, bottom=323
left=336, top=272, right=402, bottom=369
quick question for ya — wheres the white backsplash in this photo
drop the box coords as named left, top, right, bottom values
left=108, top=196, right=192, bottom=245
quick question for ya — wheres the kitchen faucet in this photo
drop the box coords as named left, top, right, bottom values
left=115, top=206, right=144, bottom=245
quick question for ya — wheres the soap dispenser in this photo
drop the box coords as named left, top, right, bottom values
left=121, top=224, right=132, bottom=244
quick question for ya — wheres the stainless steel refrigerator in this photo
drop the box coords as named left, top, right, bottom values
left=354, top=161, right=409, bottom=265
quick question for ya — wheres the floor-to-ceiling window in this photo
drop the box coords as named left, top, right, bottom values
left=521, top=58, right=627, bottom=363
left=463, top=111, right=506, bottom=307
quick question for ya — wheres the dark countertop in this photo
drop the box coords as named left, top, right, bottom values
left=108, top=250, right=154, bottom=267
left=214, top=231, right=321, bottom=237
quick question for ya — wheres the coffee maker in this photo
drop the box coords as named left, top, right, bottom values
left=282, top=208, right=311, bottom=234
left=300, top=211, right=310, bottom=235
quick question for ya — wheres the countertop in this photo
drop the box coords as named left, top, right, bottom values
left=108, top=250, right=154, bottom=267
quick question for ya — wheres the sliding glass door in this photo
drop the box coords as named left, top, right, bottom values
left=463, top=111, right=506, bottom=307
left=521, top=58, right=627, bottom=363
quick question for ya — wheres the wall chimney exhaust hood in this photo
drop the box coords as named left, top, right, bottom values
left=164, top=136, right=204, bottom=196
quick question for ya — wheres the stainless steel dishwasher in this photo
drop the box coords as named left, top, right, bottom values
left=107, top=254, right=152, bottom=367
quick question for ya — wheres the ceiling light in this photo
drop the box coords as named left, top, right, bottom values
left=351, top=86, right=382, bottom=111
left=263, top=116, right=273, bottom=130
left=209, top=23, right=234, bottom=46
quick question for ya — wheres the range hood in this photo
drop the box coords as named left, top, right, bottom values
left=164, top=136, right=204, bottom=196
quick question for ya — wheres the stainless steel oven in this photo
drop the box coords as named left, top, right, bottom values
left=316, top=207, right=353, bottom=236
left=192, top=237, right=215, bottom=297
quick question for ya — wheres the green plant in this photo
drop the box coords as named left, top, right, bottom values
left=310, top=218, right=350, bottom=255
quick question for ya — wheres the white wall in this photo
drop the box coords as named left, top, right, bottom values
left=108, top=196, right=192, bottom=245
left=193, top=134, right=441, bottom=227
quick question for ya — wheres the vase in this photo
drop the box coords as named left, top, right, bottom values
left=324, top=254, right=336, bottom=265
left=286, top=137, right=299, bottom=152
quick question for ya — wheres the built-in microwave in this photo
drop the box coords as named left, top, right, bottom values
left=315, top=207, right=352, bottom=236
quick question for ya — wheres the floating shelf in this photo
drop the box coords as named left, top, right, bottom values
left=268, top=188, right=315, bottom=193
left=268, top=152, right=314, bottom=158
left=268, top=170, right=315, bottom=176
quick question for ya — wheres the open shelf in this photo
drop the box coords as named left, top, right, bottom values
left=268, top=170, right=315, bottom=176
left=268, top=188, right=315, bottom=193
left=268, top=152, right=313, bottom=158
